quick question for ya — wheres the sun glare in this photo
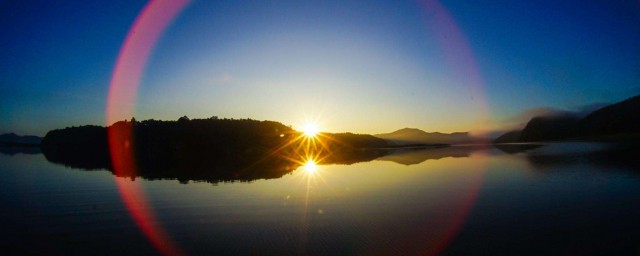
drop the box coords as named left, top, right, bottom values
left=302, top=123, right=319, bottom=137
left=303, top=159, right=318, bottom=173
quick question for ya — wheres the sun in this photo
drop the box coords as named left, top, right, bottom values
left=302, top=123, right=319, bottom=137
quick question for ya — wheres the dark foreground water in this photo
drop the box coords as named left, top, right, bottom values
left=1, top=142, right=639, bottom=255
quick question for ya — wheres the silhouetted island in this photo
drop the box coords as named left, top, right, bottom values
left=40, top=117, right=393, bottom=183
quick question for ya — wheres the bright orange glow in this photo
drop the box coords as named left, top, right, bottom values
left=303, top=159, right=318, bottom=173
left=302, top=123, right=319, bottom=137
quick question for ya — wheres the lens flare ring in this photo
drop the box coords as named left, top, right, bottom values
left=106, top=0, right=489, bottom=255
left=106, top=1, right=191, bottom=255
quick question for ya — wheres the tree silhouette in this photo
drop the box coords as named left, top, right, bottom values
left=40, top=117, right=390, bottom=184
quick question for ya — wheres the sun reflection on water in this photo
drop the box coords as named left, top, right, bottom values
left=303, top=159, right=318, bottom=174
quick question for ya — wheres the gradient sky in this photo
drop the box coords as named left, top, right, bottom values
left=2, top=0, right=639, bottom=136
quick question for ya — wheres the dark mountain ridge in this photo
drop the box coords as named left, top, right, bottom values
left=579, top=95, right=640, bottom=136
left=494, top=95, right=640, bottom=143
left=0, top=133, right=42, bottom=146
left=375, top=127, right=483, bottom=145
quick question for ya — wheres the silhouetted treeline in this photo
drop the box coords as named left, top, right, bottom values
left=494, top=95, right=640, bottom=143
left=40, top=117, right=391, bottom=183
left=41, top=125, right=110, bottom=169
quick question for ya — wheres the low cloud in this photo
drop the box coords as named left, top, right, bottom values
left=497, top=101, right=612, bottom=132
left=572, top=102, right=609, bottom=118
left=503, top=106, right=573, bottom=130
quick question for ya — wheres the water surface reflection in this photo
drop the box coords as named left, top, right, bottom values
left=2, top=143, right=640, bottom=255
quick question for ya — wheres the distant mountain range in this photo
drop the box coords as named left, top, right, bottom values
left=495, top=95, right=640, bottom=143
left=376, top=145, right=486, bottom=165
left=0, top=133, right=42, bottom=146
left=375, top=128, right=486, bottom=145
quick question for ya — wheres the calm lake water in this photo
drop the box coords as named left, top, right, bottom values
left=1, top=142, right=639, bottom=255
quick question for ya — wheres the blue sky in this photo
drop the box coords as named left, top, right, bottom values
left=1, top=0, right=639, bottom=136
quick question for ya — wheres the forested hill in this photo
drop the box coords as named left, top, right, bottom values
left=40, top=117, right=389, bottom=183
